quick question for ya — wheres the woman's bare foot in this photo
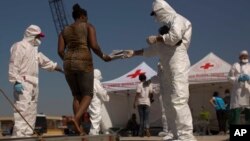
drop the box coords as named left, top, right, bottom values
left=68, top=117, right=85, bottom=135
left=79, top=126, right=87, bottom=136
left=81, top=137, right=88, bottom=141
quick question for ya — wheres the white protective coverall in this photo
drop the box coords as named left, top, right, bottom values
left=156, top=62, right=172, bottom=138
left=143, top=0, right=195, bottom=140
left=100, top=103, right=113, bottom=134
left=228, top=56, right=250, bottom=109
left=88, top=69, right=112, bottom=135
left=9, top=25, right=58, bottom=137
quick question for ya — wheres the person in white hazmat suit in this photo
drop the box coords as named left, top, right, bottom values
left=88, top=69, right=112, bottom=135
left=228, top=50, right=250, bottom=125
left=123, top=0, right=196, bottom=140
left=9, top=24, right=63, bottom=137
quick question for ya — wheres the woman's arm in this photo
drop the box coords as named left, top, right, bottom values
left=58, top=33, right=65, bottom=60
left=209, top=97, right=216, bottom=107
left=134, top=93, right=139, bottom=109
left=87, top=23, right=111, bottom=62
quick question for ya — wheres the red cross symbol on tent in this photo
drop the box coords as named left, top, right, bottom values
left=127, top=69, right=145, bottom=78
left=200, top=62, right=214, bottom=70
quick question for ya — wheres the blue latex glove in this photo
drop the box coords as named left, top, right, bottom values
left=242, top=74, right=250, bottom=81
left=14, top=82, right=24, bottom=94
left=238, top=75, right=244, bottom=82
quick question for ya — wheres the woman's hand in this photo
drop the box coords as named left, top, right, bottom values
left=102, top=54, right=112, bottom=62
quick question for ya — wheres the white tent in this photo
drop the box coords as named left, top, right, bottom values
left=189, top=52, right=231, bottom=84
left=102, top=53, right=233, bottom=130
left=188, top=52, right=232, bottom=130
left=102, top=62, right=162, bottom=128
left=103, top=62, right=157, bottom=91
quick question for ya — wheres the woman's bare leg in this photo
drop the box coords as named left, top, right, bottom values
left=74, top=95, right=92, bottom=134
left=73, top=96, right=80, bottom=115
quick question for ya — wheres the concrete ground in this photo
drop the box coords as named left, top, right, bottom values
left=0, top=135, right=230, bottom=141
left=196, top=135, right=229, bottom=141
left=0, top=134, right=117, bottom=141
left=120, top=135, right=229, bottom=141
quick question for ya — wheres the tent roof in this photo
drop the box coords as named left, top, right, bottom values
left=103, top=53, right=232, bottom=92
left=188, top=52, right=231, bottom=84
left=102, top=62, right=157, bottom=92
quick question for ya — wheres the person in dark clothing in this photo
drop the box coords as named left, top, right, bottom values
left=223, top=89, right=231, bottom=132
left=126, top=113, right=139, bottom=136
left=58, top=3, right=111, bottom=135
left=210, top=91, right=227, bottom=135
left=134, top=74, right=153, bottom=137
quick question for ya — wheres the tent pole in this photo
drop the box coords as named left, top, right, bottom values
left=127, top=90, right=131, bottom=121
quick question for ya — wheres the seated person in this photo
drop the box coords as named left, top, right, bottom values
left=197, top=106, right=211, bottom=135
left=126, top=113, right=139, bottom=136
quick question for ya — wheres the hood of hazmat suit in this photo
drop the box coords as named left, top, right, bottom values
left=93, top=69, right=109, bottom=102
left=94, top=69, right=103, bottom=81
left=240, top=50, right=248, bottom=56
left=152, top=0, right=176, bottom=26
left=150, top=0, right=192, bottom=47
left=24, top=25, right=45, bottom=45
left=240, top=50, right=248, bottom=55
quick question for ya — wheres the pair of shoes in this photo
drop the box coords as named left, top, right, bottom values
left=145, top=129, right=151, bottom=137
left=79, top=131, right=87, bottom=136
left=79, top=126, right=87, bottom=136
left=177, top=135, right=197, bottom=141
left=139, top=133, right=144, bottom=137
left=163, top=133, right=174, bottom=140
left=138, top=130, right=144, bottom=137
left=158, top=131, right=168, bottom=137
left=218, top=131, right=225, bottom=135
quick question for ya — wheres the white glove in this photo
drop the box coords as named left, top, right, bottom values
left=123, top=50, right=134, bottom=58
left=146, top=35, right=157, bottom=45
left=55, top=65, right=64, bottom=74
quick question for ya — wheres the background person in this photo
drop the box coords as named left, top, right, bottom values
left=88, top=69, right=110, bottom=135
left=228, top=50, right=250, bottom=125
left=209, top=92, right=227, bottom=135
left=197, top=106, right=211, bottom=135
left=58, top=3, right=111, bottom=135
left=223, top=89, right=231, bottom=133
left=126, top=113, right=139, bottom=136
left=133, top=73, right=153, bottom=137
left=9, top=24, right=63, bottom=137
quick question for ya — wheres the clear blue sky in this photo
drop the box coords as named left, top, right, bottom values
left=0, top=0, right=250, bottom=116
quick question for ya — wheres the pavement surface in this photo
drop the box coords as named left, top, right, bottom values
left=0, top=135, right=230, bottom=141
left=120, top=135, right=229, bottom=141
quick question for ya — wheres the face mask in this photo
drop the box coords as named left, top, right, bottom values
left=154, top=16, right=165, bottom=27
left=99, top=76, right=103, bottom=80
left=96, top=75, right=102, bottom=80
left=153, top=15, right=159, bottom=22
left=33, top=38, right=42, bottom=46
left=241, top=59, right=249, bottom=64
